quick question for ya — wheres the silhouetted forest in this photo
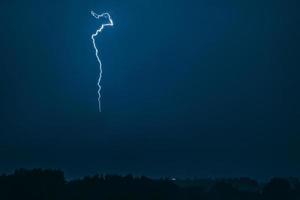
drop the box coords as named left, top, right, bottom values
left=0, top=169, right=299, bottom=200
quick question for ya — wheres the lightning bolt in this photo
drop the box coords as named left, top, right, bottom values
left=91, top=11, right=114, bottom=112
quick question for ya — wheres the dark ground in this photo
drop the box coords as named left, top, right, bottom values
left=1, top=169, right=299, bottom=200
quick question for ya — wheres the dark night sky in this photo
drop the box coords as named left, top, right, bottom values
left=1, top=0, right=300, bottom=179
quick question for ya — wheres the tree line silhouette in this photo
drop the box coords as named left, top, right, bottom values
left=0, top=169, right=299, bottom=200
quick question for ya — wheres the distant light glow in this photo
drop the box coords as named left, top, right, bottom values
left=91, top=11, right=114, bottom=112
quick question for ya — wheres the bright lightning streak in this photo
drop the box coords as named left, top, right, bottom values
left=91, top=11, right=114, bottom=112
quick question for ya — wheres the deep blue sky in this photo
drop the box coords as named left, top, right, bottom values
left=1, top=0, right=299, bottom=179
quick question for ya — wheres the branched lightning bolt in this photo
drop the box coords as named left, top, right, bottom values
left=91, top=11, right=114, bottom=112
